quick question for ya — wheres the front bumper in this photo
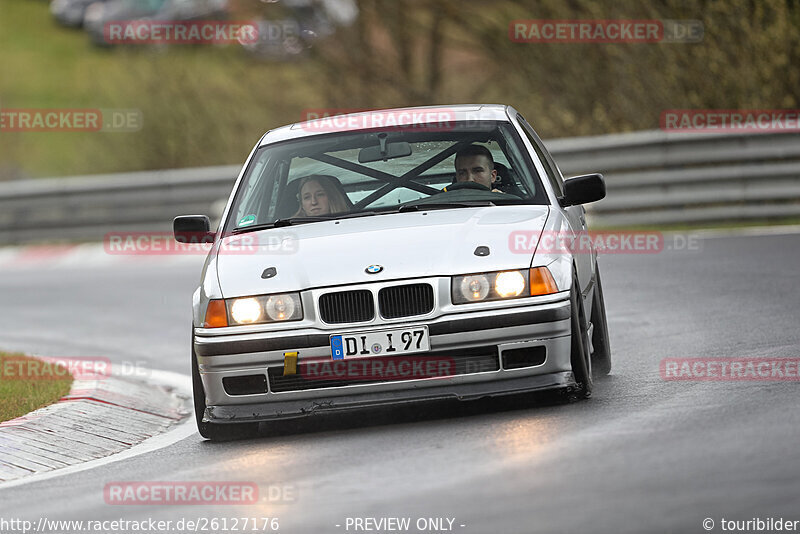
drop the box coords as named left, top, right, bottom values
left=194, top=296, right=573, bottom=423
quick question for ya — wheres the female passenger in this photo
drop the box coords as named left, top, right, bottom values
left=293, top=175, right=351, bottom=217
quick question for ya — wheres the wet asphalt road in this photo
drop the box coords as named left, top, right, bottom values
left=1, top=231, right=799, bottom=534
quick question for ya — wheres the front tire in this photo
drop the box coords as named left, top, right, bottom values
left=569, top=276, right=593, bottom=398
left=192, top=334, right=258, bottom=441
left=590, top=264, right=612, bottom=377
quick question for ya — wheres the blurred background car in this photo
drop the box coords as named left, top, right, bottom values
left=153, top=0, right=227, bottom=23
left=240, top=18, right=310, bottom=60
left=84, top=0, right=166, bottom=45
left=50, top=0, right=111, bottom=28
left=241, top=0, right=357, bottom=60
left=84, top=0, right=228, bottom=47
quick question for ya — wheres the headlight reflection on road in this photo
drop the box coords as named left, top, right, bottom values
left=491, top=418, right=557, bottom=459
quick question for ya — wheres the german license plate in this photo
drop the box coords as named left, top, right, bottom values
left=330, top=326, right=430, bottom=360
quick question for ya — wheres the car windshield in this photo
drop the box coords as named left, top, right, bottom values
left=225, top=120, right=547, bottom=233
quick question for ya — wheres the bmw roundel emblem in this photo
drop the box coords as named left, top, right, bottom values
left=365, top=264, right=383, bottom=274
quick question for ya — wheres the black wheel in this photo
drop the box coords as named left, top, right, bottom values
left=590, top=264, right=612, bottom=377
left=569, top=275, right=593, bottom=398
left=192, top=334, right=258, bottom=441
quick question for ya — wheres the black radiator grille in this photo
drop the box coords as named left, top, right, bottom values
left=378, top=283, right=434, bottom=319
left=318, top=290, right=374, bottom=324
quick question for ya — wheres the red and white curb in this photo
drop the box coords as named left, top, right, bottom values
left=0, top=360, right=192, bottom=484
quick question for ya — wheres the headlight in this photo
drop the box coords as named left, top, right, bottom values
left=205, top=292, right=303, bottom=327
left=230, top=297, right=262, bottom=324
left=458, top=274, right=491, bottom=302
left=452, top=268, right=558, bottom=304
left=495, top=271, right=526, bottom=298
left=264, top=294, right=298, bottom=321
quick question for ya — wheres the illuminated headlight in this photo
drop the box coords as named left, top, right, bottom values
left=452, top=268, right=558, bottom=304
left=495, top=271, right=526, bottom=298
left=230, top=298, right=262, bottom=324
left=225, top=293, right=302, bottom=325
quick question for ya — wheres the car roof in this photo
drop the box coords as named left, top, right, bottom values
left=258, top=104, right=517, bottom=146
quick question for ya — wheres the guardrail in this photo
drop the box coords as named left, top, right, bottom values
left=0, top=165, right=239, bottom=244
left=548, top=130, right=800, bottom=226
left=1, top=130, right=798, bottom=244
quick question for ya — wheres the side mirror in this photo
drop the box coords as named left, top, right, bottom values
left=561, top=173, right=606, bottom=207
left=173, top=215, right=214, bottom=243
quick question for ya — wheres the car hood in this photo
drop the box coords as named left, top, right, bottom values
left=215, top=206, right=549, bottom=297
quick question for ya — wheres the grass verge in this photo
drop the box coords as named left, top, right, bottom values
left=0, top=352, right=73, bottom=423
left=0, top=0, right=319, bottom=178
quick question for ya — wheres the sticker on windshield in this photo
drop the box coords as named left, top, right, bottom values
left=238, top=214, right=256, bottom=227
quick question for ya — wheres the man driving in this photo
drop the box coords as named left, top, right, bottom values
left=454, top=144, right=501, bottom=192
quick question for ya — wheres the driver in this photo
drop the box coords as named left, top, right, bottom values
left=454, top=145, right=501, bottom=192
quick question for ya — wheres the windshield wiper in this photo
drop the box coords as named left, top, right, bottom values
left=230, top=217, right=328, bottom=234
left=397, top=201, right=495, bottom=213
left=272, top=216, right=334, bottom=228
